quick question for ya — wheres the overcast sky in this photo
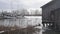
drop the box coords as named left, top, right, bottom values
left=0, top=0, right=52, bottom=10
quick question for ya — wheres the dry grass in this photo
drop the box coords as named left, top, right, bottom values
left=0, top=25, right=19, bottom=31
left=0, top=25, right=41, bottom=34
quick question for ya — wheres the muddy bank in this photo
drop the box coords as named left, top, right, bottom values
left=0, top=25, right=41, bottom=34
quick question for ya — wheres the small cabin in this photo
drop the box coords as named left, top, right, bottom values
left=41, top=0, right=60, bottom=30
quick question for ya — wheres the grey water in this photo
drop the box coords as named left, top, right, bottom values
left=0, top=16, right=42, bottom=34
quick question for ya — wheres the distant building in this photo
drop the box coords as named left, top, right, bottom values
left=41, top=0, right=60, bottom=30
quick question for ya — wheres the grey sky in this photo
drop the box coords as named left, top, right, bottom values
left=0, top=0, right=52, bottom=10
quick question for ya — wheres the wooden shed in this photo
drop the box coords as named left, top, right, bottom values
left=41, top=0, right=60, bottom=30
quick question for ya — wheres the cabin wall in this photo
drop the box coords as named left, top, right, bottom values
left=54, top=9, right=60, bottom=30
left=42, top=0, right=60, bottom=22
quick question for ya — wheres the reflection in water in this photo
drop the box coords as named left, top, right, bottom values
left=0, top=16, right=42, bottom=34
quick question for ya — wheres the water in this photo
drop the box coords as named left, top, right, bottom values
left=0, top=16, right=42, bottom=34
left=0, top=16, right=42, bottom=27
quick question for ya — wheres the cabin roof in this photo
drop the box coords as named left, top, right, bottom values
left=41, top=0, right=56, bottom=8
